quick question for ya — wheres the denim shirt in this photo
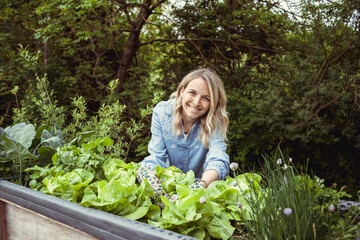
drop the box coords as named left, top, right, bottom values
left=141, top=99, right=230, bottom=180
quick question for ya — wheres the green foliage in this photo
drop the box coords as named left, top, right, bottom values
left=11, top=46, right=66, bottom=128
left=232, top=149, right=359, bottom=240
left=62, top=78, right=162, bottom=161
left=0, top=122, right=64, bottom=184
left=1, top=0, right=359, bottom=200
left=25, top=137, right=359, bottom=239
left=26, top=136, right=264, bottom=240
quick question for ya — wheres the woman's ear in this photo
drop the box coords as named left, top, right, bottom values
left=180, top=86, right=184, bottom=96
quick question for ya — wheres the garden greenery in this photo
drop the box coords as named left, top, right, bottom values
left=1, top=1, right=360, bottom=238
left=12, top=137, right=357, bottom=240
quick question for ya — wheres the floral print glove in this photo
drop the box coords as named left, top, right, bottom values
left=137, top=165, right=171, bottom=199
left=137, top=166, right=203, bottom=202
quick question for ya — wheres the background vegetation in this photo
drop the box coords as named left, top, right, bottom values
left=1, top=0, right=359, bottom=198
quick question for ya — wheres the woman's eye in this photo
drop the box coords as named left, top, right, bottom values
left=189, top=91, right=196, bottom=95
left=203, top=97, right=210, bottom=101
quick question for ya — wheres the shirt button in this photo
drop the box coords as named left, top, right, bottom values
left=172, top=144, right=176, bottom=148
left=184, top=159, right=188, bottom=162
left=194, top=145, right=199, bottom=149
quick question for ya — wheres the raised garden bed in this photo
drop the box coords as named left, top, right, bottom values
left=0, top=180, right=196, bottom=240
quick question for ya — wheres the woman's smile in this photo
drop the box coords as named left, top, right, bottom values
left=180, top=77, right=211, bottom=124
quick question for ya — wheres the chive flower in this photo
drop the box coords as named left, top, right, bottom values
left=199, top=196, right=206, bottom=204
left=329, top=204, right=335, bottom=212
left=289, top=157, right=293, bottom=163
left=277, top=158, right=282, bottom=165
left=231, top=180, right=238, bottom=187
left=282, top=164, right=288, bottom=171
left=230, top=162, right=239, bottom=171
left=238, top=202, right=242, bottom=208
left=283, top=208, right=292, bottom=216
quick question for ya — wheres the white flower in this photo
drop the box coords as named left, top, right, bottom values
left=289, top=157, right=293, bottom=163
left=329, top=204, right=335, bottom=212
left=231, top=181, right=238, bottom=187
left=277, top=158, right=282, bottom=165
left=282, top=164, right=288, bottom=171
left=199, top=196, right=206, bottom=204
left=283, top=208, right=292, bottom=216
left=230, top=162, right=239, bottom=171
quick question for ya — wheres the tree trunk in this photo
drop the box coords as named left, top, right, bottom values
left=115, top=0, right=166, bottom=92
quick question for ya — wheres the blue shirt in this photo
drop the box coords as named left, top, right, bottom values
left=141, top=99, right=230, bottom=180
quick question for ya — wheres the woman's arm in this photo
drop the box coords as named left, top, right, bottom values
left=141, top=103, right=169, bottom=169
left=202, top=129, right=230, bottom=183
left=199, top=169, right=219, bottom=188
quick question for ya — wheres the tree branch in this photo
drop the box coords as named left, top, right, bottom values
left=140, top=37, right=284, bottom=53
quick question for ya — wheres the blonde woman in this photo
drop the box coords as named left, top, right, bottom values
left=137, top=68, right=230, bottom=201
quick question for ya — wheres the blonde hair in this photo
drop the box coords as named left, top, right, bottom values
left=170, top=68, right=229, bottom=148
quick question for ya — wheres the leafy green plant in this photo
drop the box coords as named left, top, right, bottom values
left=25, top=136, right=265, bottom=240
left=0, top=122, right=64, bottom=184
left=11, top=46, right=66, bottom=129
left=63, top=78, right=163, bottom=161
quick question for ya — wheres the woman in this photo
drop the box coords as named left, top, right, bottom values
left=137, top=68, right=230, bottom=201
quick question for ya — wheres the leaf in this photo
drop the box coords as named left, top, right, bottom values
left=4, top=123, right=36, bottom=149
left=161, top=198, right=188, bottom=225
left=37, top=146, right=57, bottom=164
left=41, top=129, right=53, bottom=141
left=35, top=124, right=50, bottom=140
left=68, top=131, right=95, bottom=147
left=41, top=136, right=63, bottom=149
left=98, top=179, right=135, bottom=202
left=2, top=135, right=36, bottom=164
left=56, top=150, right=76, bottom=166
left=0, top=127, right=4, bottom=145
left=124, top=206, right=149, bottom=220
left=144, top=204, right=161, bottom=221
left=206, top=213, right=235, bottom=240
left=182, top=226, right=206, bottom=240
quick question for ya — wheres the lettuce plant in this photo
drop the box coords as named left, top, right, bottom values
left=25, top=136, right=265, bottom=240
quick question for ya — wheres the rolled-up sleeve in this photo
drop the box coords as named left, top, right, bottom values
left=204, top=131, right=230, bottom=180
left=141, top=104, right=169, bottom=169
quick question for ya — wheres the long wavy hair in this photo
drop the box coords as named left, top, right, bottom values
left=170, top=68, right=229, bottom=148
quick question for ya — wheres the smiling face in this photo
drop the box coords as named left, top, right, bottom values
left=180, top=77, right=211, bottom=125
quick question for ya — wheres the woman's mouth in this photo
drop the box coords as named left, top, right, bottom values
left=188, top=104, right=201, bottom=112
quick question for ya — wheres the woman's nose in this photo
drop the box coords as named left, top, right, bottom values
left=194, top=96, right=201, bottom=106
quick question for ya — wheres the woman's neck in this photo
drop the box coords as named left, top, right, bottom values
left=182, top=119, right=196, bottom=134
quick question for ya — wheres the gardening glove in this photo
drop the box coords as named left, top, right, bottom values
left=189, top=181, right=203, bottom=190
left=137, top=165, right=172, bottom=199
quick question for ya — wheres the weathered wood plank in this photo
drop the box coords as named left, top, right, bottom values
left=3, top=200, right=98, bottom=240
left=0, top=200, right=7, bottom=240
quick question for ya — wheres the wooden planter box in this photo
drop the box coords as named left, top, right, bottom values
left=0, top=180, right=196, bottom=240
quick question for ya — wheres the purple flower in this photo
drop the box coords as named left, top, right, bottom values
left=238, top=202, right=242, bottom=208
left=199, top=196, right=206, bottom=204
left=329, top=204, right=335, bottom=212
left=283, top=208, right=292, bottom=216
left=230, top=162, right=239, bottom=171
left=231, top=181, right=238, bottom=187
